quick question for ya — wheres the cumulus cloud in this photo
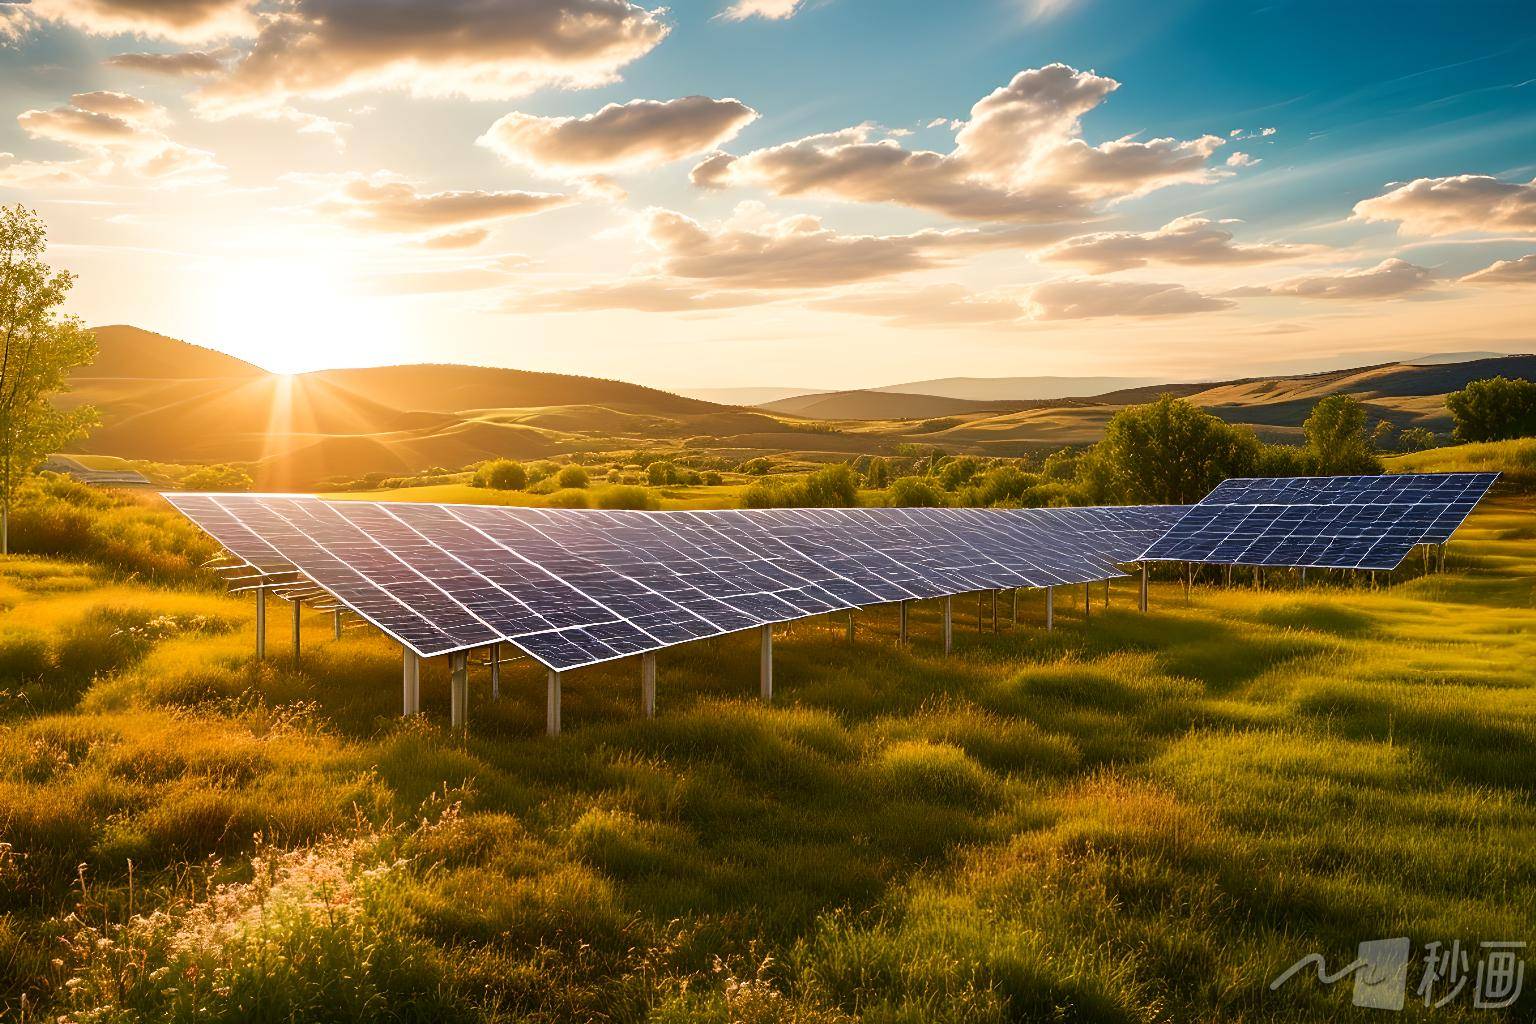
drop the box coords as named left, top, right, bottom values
left=1460, top=254, right=1536, bottom=285
left=194, top=0, right=670, bottom=116
left=12, top=91, right=221, bottom=184
left=2, top=0, right=255, bottom=43
left=1023, top=278, right=1234, bottom=319
left=720, top=0, right=806, bottom=20
left=310, top=173, right=572, bottom=234
left=417, top=227, right=492, bottom=250
left=1040, top=215, right=1319, bottom=273
left=635, top=204, right=1060, bottom=289
left=105, top=49, right=233, bottom=77
left=1353, top=174, right=1536, bottom=236
left=509, top=279, right=767, bottom=313
left=692, top=64, right=1228, bottom=222
left=1229, top=258, right=1436, bottom=299
left=810, top=284, right=1025, bottom=327
left=478, top=96, right=758, bottom=176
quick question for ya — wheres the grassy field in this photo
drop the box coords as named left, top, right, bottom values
left=1388, top=438, right=1536, bottom=491
left=0, top=486, right=1533, bottom=1021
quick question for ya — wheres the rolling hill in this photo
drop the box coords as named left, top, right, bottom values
left=58, top=326, right=1536, bottom=482
left=63, top=327, right=784, bottom=487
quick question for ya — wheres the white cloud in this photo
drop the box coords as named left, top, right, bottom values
left=104, top=49, right=233, bottom=76
left=1460, top=254, right=1536, bottom=285
left=194, top=0, right=670, bottom=116
left=1024, top=278, right=1234, bottom=319
left=720, top=0, right=807, bottom=21
left=478, top=96, right=759, bottom=177
left=1229, top=258, right=1436, bottom=299
left=692, top=64, right=1227, bottom=222
left=1353, top=174, right=1536, bottom=236
left=309, top=173, right=572, bottom=234
left=11, top=91, right=221, bottom=185
left=3, top=0, right=255, bottom=44
left=1041, top=215, right=1318, bottom=273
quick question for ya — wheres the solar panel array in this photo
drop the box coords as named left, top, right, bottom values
left=166, top=495, right=1174, bottom=670
left=1139, top=472, right=1498, bottom=570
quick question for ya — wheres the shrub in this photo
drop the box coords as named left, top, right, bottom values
left=739, top=457, right=774, bottom=476
left=875, top=740, right=1000, bottom=809
left=596, top=485, right=657, bottom=510
left=646, top=461, right=679, bottom=486
left=180, top=464, right=253, bottom=492
left=472, top=459, right=527, bottom=490
left=556, top=465, right=589, bottom=489
left=701, top=471, right=723, bottom=486
left=801, top=464, right=858, bottom=507
left=546, top=488, right=590, bottom=509
left=1398, top=426, right=1439, bottom=452
left=741, top=478, right=798, bottom=509
left=886, top=476, right=947, bottom=507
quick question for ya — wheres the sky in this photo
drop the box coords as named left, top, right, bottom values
left=1, top=0, right=1534, bottom=390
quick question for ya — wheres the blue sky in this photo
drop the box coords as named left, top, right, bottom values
left=1, top=0, right=1533, bottom=386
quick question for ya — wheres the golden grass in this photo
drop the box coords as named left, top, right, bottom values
left=0, top=495, right=1533, bottom=1021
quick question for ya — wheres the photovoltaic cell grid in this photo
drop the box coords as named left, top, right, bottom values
left=1139, top=472, right=1498, bottom=571
left=165, top=495, right=1170, bottom=670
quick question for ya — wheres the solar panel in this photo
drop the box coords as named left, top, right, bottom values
left=166, top=495, right=1141, bottom=670
left=1139, top=472, right=1498, bottom=571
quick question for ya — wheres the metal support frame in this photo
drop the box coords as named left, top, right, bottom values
left=641, top=652, right=656, bottom=718
left=899, top=600, right=909, bottom=645
left=977, top=591, right=985, bottom=632
left=450, top=652, right=468, bottom=730
left=547, top=670, right=562, bottom=736
left=332, top=608, right=343, bottom=639
left=846, top=610, right=855, bottom=644
left=1103, top=578, right=1110, bottom=609
left=759, top=624, right=773, bottom=702
left=1011, top=588, right=1018, bottom=626
left=291, top=599, right=302, bottom=665
left=489, top=643, right=501, bottom=700
left=254, top=584, right=267, bottom=660
left=1046, top=586, right=1054, bottom=631
left=943, top=596, right=953, bottom=654
left=1083, top=583, right=1091, bottom=624
left=1139, top=563, right=1148, bottom=612
left=402, top=648, right=420, bottom=716
left=991, top=590, right=999, bottom=634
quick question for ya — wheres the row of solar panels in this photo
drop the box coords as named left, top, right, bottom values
left=1141, top=472, right=1498, bottom=567
left=168, top=495, right=1188, bottom=669
left=166, top=472, right=1497, bottom=672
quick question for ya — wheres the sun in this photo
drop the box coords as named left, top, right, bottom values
left=198, top=253, right=402, bottom=374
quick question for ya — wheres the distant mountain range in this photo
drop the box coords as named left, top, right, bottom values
left=60, top=326, right=1534, bottom=488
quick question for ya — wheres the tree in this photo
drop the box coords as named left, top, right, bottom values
left=473, top=458, right=527, bottom=490
left=646, top=460, right=679, bottom=485
left=863, top=456, right=890, bottom=488
left=1398, top=426, right=1439, bottom=453
left=1093, top=396, right=1261, bottom=504
left=1304, top=394, right=1382, bottom=474
left=1, top=206, right=96, bottom=554
left=1446, top=376, right=1536, bottom=443
left=556, top=464, right=588, bottom=489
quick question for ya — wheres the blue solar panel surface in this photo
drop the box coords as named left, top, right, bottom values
left=1139, top=472, right=1497, bottom=570
left=166, top=495, right=1176, bottom=669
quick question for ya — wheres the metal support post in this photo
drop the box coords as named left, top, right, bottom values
left=489, top=643, right=501, bottom=700
left=547, top=670, right=562, bottom=736
left=254, top=584, right=267, bottom=660
left=450, top=652, right=468, bottom=730
left=292, top=600, right=302, bottom=666
left=402, top=648, right=420, bottom=716
left=899, top=600, right=909, bottom=644
left=1046, top=586, right=1054, bottom=631
left=641, top=652, right=656, bottom=717
left=1139, top=563, right=1148, bottom=612
left=943, top=596, right=953, bottom=654
left=759, top=624, right=773, bottom=701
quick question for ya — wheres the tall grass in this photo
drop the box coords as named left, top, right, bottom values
left=0, top=494, right=1533, bottom=1020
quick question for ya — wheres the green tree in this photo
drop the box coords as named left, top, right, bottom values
left=472, top=458, right=527, bottom=490
left=556, top=464, right=589, bottom=489
left=1446, top=375, right=1536, bottom=442
left=646, top=460, right=678, bottom=485
left=1304, top=394, right=1382, bottom=474
left=864, top=456, right=890, bottom=488
left=1094, top=396, right=1261, bottom=504
left=1, top=206, right=96, bottom=554
left=1397, top=426, right=1439, bottom=453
